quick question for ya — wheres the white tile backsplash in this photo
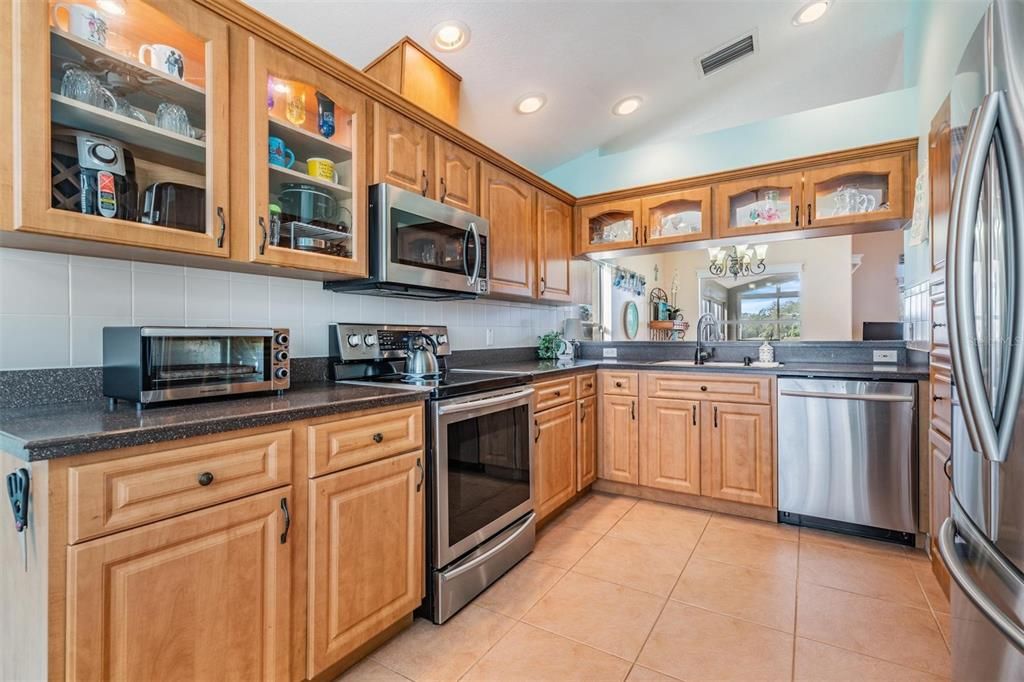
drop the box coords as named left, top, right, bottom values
left=0, top=247, right=577, bottom=369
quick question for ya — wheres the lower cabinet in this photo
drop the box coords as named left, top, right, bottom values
left=640, top=397, right=701, bottom=495
left=929, top=429, right=952, bottom=561
left=534, top=402, right=578, bottom=520
left=702, top=401, right=774, bottom=507
left=599, top=394, right=639, bottom=485
left=577, top=395, right=597, bottom=490
left=307, top=450, right=424, bottom=678
left=66, top=488, right=293, bottom=682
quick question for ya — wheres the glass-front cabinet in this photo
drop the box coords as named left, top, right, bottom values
left=578, top=199, right=642, bottom=253
left=714, top=171, right=803, bottom=238
left=13, top=0, right=231, bottom=255
left=804, top=156, right=905, bottom=229
left=242, top=38, right=365, bottom=275
left=640, top=187, right=712, bottom=246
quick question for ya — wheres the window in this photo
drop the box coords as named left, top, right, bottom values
left=699, top=272, right=801, bottom=340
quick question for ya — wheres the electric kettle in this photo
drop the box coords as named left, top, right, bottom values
left=405, top=332, right=440, bottom=377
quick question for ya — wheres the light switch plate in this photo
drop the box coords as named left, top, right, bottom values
left=603, top=347, right=618, bottom=358
left=873, top=350, right=897, bottom=363
left=486, top=329, right=494, bottom=346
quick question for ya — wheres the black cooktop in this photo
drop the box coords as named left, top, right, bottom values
left=349, top=369, right=528, bottom=399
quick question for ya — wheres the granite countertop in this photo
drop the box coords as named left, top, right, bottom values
left=0, top=383, right=429, bottom=462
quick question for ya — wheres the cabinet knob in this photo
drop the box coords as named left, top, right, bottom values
left=373, top=432, right=384, bottom=444
left=615, top=381, right=623, bottom=388
left=553, top=390, right=561, bottom=397
left=700, top=385, right=708, bottom=392
left=933, top=322, right=947, bottom=329
left=197, top=472, right=214, bottom=486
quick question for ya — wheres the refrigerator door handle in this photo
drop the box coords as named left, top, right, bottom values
left=939, top=516, right=1024, bottom=653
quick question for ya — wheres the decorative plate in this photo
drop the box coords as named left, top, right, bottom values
left=624, top=301, right=639, bottom=339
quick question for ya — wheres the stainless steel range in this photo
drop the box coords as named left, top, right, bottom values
left=331, top=323, right=536, bottom=624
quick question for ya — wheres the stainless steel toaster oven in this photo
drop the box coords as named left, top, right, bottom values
left=102, top=327, right=290, bottom=409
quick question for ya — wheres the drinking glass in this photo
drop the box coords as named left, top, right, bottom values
left=155, top=103, right=192, bottom=137
left=286, top=89, right=306, bottom=125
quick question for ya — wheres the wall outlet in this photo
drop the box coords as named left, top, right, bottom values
left=873, top=350, right=897, bottom=363
left=602, top=347, right=618, bottom=358
left=486, top=328, right=494, bottom=346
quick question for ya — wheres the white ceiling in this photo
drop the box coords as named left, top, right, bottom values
left=246, top=1, right=917, bottom=175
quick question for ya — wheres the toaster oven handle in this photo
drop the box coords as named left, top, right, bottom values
left=216, top=206, right=227, bottom=248
left=468, top=222, right=482, bottom=286
left=258, top=216, right=268, bottom=255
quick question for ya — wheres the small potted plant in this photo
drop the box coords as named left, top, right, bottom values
left=537, top=331, right=564, bottom=360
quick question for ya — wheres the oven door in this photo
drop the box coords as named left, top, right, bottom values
left=432, top=386, right=534, bottom=568
left=373, top=183, right=489, bottom=295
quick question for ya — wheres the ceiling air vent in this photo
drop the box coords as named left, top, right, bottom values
left=698, top=32, right=757, bottom=77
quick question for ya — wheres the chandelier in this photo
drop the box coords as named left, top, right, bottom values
left=708, top=244, right=768, bottom=279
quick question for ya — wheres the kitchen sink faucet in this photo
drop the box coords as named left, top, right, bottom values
left=694, top=312, right=720, bottom=365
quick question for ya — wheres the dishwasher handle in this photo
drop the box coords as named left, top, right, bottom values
left=779, top=389, right=915, bottom=403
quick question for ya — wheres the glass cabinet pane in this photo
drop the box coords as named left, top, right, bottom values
left=649, top=199, right=703, bottom=239
left=727, top=187, right=793, bottom=229
left=265, top=74, right=355, bottom=259
left=589, top=211, right=635, bottom=245
left=813, top=175, right=890, bottom=219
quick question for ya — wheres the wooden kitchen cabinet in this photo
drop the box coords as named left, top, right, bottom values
left=13, top=0, right=232, bottom=256
left=578, top=199, right=643, bottom=254
left=535, top=402, right=578, bottom=520
left=372, top=103, right=431, bottom=194
left=308, top=451, right=424, bottom=678
left=66, top=488, right=292, bottom=681
left=577, top=394, right=598, bottom=490
left=480, top=161, right=537, bottom=298
left=238, top=35, right=367, bottom=274
left=929, top=429, right=952, bottom=597
left=640, top=187, right=712, bottom=246
left=805, top=156, right=906, bottom=229
left=434, top=135, right=478, bottom=212
left=714, top=171, right=804, bottom=237
left=536, top=191, right=574, bottom=302
left=640, top=397, right=701, bottom=495
left=702, top=401, right=773, bottom=507
left=599, top=394, right=639, bottom=485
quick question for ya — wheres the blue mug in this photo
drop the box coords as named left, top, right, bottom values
left=268, top=136, right=295, bottom=168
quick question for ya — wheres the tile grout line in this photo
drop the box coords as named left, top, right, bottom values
left=792, top=532, right=802, bottom=682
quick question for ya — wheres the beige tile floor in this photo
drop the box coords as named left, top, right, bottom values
left=342, top=492, right=951, bottom=682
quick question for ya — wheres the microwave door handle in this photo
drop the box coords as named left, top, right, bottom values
left=468, top=222, right=482, bottom=286
left=462, top=225, right=472, bottom=283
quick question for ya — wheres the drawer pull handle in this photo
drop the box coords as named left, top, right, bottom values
left=585, top=383, right=593, bottom=389
left=580, top=405, right=586, bottom=422
left=373, top=432, right=384, bottom=444
left=934, top=395, right=945, bottom=402
left=197, top=472, right=214, bottom=486
left=700, top=385, right=708, bottom=392
left=933, top=322, right=947, bottom=329
left=279, top=497, right=291, bottom=544
left=692, top=405, right=697, bottom=426
left=615, top=381, right=623, bottom=388
left=631, top=400, right=636, bottom=420
left=714, top=405, right=719, bottom=428
left=553, top=390, right=561, bottom=397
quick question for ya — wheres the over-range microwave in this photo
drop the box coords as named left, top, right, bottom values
left=325, top=183, right=489, bottom=300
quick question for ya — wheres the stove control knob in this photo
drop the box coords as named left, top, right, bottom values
left=363, top=334, right=377, bottom=347
left=90, top=143, right=118, bottom=164
left=346, top=333, right=361, bottom=347
left=436, top=334, right=448, bottom=345
left=274, top=367, right=290, bottom=380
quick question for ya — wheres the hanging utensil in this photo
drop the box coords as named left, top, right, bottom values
left=6, top=468, right=29, bottom=572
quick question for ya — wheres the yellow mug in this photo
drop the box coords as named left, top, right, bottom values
left=306, top=157, right=338, bottom=184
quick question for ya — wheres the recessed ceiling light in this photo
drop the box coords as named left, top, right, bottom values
left=96, top=0, right=126, bottom=15
left=516, top=94, right=546, bottom=115
left=613, top=96, right=643, bottom=116
left=431, top=20, right=470, bottom=51
left=793, top=0, right=831, bottom=25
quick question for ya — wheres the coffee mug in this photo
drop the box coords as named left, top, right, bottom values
left=52, top=3, right=107, bottom=46
left=306, top=157, right=338, bottom=184
left=138, top=43, right=185, bottom=80
left=269, top=137, right=295, bottom=169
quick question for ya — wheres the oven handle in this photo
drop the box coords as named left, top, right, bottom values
left=436, top=387, right=535, bottom=416
left=442, top=513, right=535, bottom=581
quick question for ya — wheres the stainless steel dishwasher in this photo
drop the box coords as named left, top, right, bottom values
left=777, top=377, right=918, bottom=543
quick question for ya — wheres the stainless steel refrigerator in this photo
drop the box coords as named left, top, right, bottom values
left=938, top=0, right=1024, bottom=679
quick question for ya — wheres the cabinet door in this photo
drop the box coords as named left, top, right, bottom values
left=598, top=394, right=639, bottom=485
left=372, top=103, right=430, bottom=194
left=702, top=402, right=773, bottom=506
left=805, top=156, right=906, bottom=229
left=929, top=430, right=952, bottom=552
left=434, top=136, right=478, bottom=212
left=578, top=199, right=643, bottom=253
left=308, top=451, right=423, bottom=677
left=535, top=403, right=578, bottom=520
left=641, top=187, right=712, bottom=246
left=577, top=396, right=597, bottom=490
left=480, top=162, right=536, bottom=297
left=536, top=192, right=573, bottom=302
left=14, top=0, right=231, bottom=256
left=714, top=172, right=803, bottom=237
left=66, top=488, right=291, bottom=681
left=640, top=398, right=701, bottom=495
left=929, top=97, right=951, bottom=271
left=242, top=37, right=366, bottom=275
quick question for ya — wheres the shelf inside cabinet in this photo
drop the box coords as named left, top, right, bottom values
left=51, top=94, right=206, bottom=163
left=50, top=29, right=206, bottom=125
left=269, top=164, right=351, bottom=195
left=268, top=117, right=352, bottom=162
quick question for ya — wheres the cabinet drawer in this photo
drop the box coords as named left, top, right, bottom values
left=68, top=429, right=293, bottom=544
left=643, top=372, right=771, bottom=404
left=600, top=371, right=639, bottom=396
left=931, top=368, right=952, bottom=439
left=535, top=376, right=576, bottom=411
left=576, top=373, right=597, bottom=399
left=308, top=405, right=424, bottom=477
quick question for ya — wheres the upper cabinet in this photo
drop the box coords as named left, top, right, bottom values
left=372, top=103, right=430, bottom=195
left=536, top=192, right=573, bottom=302
left=13, top=0, right=231, bottom=255
left=237, top=35, right=366, bottom=275
left=579, top=199, right=642, bottom=253
left=434, top=136, right=478, bottom=213
left=480, top=162, right=536, bottom=298
left=713, top=171, right=804, bottom=238
left=805, top=156, right=905, bottom=229
left=641, top=187, right=712, bottom=246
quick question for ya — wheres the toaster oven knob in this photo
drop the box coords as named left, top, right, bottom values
left=346, top=333, right=362, bottom=347
left=274, top=367, right=290, bottom=380
left=436, top=334, right=448, bottom=345
left=90, top=143, right=118, bottom=164
left=274, top=350, right=289, bottom=362
left=274, top=332, right=289, bottom=346
left=363, top=334, right=377, bottom=347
